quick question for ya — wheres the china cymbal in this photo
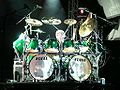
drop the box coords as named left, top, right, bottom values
left=31, top=29, right=46, bottom=33
left=25, top=18, right=43, bottom=26
left=79, top=17, right=96, bottom=37
left=41, top=18, right=61, bottom=25
left=64, top=19, right=77, bottom=25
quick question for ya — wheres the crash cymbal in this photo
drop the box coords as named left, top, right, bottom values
left=25, top=18, right=43, bottom=26
left=79, top=17, right=96, bottom=37
left=41, top=18, right=61, bottom=25
left=31, top=29, right=46, bottom=33
left=64, top=19, right=77, bottom=25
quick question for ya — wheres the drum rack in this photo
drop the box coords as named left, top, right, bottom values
left=12, top=0, right=106, bottom=84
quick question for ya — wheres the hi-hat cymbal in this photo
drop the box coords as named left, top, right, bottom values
left=31, top=29, right=46, bottom=33
left=41, top=18, right=61, bottom=25
left=64, top=19, right=77, bottom=25
left=25, top=18, right=43, bottom=26
left=79, top=18, right=96, bottom=37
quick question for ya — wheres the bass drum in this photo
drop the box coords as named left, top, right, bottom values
left=68, top=55, right=92, bottom=82
left=28, top=54, right=55, bottom=81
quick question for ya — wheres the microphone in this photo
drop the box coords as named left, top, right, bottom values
left=36, top=5, right=42, bottom=9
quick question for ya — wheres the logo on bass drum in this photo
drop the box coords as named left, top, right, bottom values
left=35, top=56, right=47, bottom=60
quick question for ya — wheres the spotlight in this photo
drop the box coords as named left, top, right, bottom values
left=79, top=8, right=86, bottom=15
left=80, top=8, right=84, bottom=15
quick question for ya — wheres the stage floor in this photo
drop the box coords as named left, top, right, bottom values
left=0, top=81, right=119, bottom=90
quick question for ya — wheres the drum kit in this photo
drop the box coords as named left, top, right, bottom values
left=13, top=10, right=104, bottom=83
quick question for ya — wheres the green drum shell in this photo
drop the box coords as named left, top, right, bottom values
left=63, top=39, right=75, bottom=53
left=13, top=39, right=25, bottom=57
left=27, top=38, right=38, bottom=51
left=43, top=39, right=59, bottom=53
left=63, top=39, right=74, bottom=48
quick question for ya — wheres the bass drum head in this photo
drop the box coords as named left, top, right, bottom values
left=29, top=54, right=54, bottom=80
left=68, top=55, right=92, bottom=82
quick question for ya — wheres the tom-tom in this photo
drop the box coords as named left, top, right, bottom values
left=63, top=39, right=75, bottom=53
left=26, top=38, right=39, bottom=53
left=68, top=55, right=92, bottom=82
left=43, top=39, right=59, bottom=53
left=74, top=41, right=89, bottom=53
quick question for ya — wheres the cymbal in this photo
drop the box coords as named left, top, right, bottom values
left=31, top=29, right=46, bottom=33
left=64, top=19, right=77, bottom=25
left=25, top=18, right=43, bottom=26
left=41, top=18, right=61, bottom=25
left=79, top=17, right=96, bottom=37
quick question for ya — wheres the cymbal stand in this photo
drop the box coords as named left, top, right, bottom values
left=36, top=32, right=43, bottom=53
left=55, top=33, right=66, bottom=82
left=64, top=24, right=72, bottom=36
left=52, top=24, right=60, bottom=30
left=56, top=42, right=65, bottom=82
left=20, top=29, right=30, bottom=82
left=91, top=14, right=101, bottom=82
left=57, top=25, right=72, bottom=81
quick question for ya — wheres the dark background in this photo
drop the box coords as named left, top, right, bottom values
left=0, top=0, right=120, bottom=85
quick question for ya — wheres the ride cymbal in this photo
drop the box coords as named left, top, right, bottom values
left=64, top=19, right=77, bottom=25
left=41, top=17, right=61, bottom=25
left=25, top=18, right=43, bottom=26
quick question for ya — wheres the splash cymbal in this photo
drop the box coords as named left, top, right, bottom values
left=31, top=29, right=46, bottom=33
left=64, top=19, right=77, bottom=25
left=25, top=18, right=43, bottom=26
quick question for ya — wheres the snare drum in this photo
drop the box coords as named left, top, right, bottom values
left=63, top=39, right=75, bottom=53
left=68, top=55, right=92, bottom=82
left=43, top=39, right=59, bottom=53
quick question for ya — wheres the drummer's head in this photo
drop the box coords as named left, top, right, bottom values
left=55, top=30, right=65, bottom=43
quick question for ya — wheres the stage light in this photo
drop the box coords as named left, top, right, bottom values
left=45, top=0, right=60, bottom=10
left=79, top=8, right=84, bottom=15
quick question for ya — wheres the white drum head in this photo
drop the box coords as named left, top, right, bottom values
left=29, top=54, right=54, bottom=80
left=68, top=55, right=92, bottom=82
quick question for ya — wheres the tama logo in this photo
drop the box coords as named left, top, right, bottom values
left=36, top=56, right=47, bottom=60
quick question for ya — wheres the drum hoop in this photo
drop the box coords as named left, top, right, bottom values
left=68, top=55, right=92, bottom=82
left=28, top=54, right=54, bottom=80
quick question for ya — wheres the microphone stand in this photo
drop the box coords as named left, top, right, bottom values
left=16, top=5, right=40, bottom=25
